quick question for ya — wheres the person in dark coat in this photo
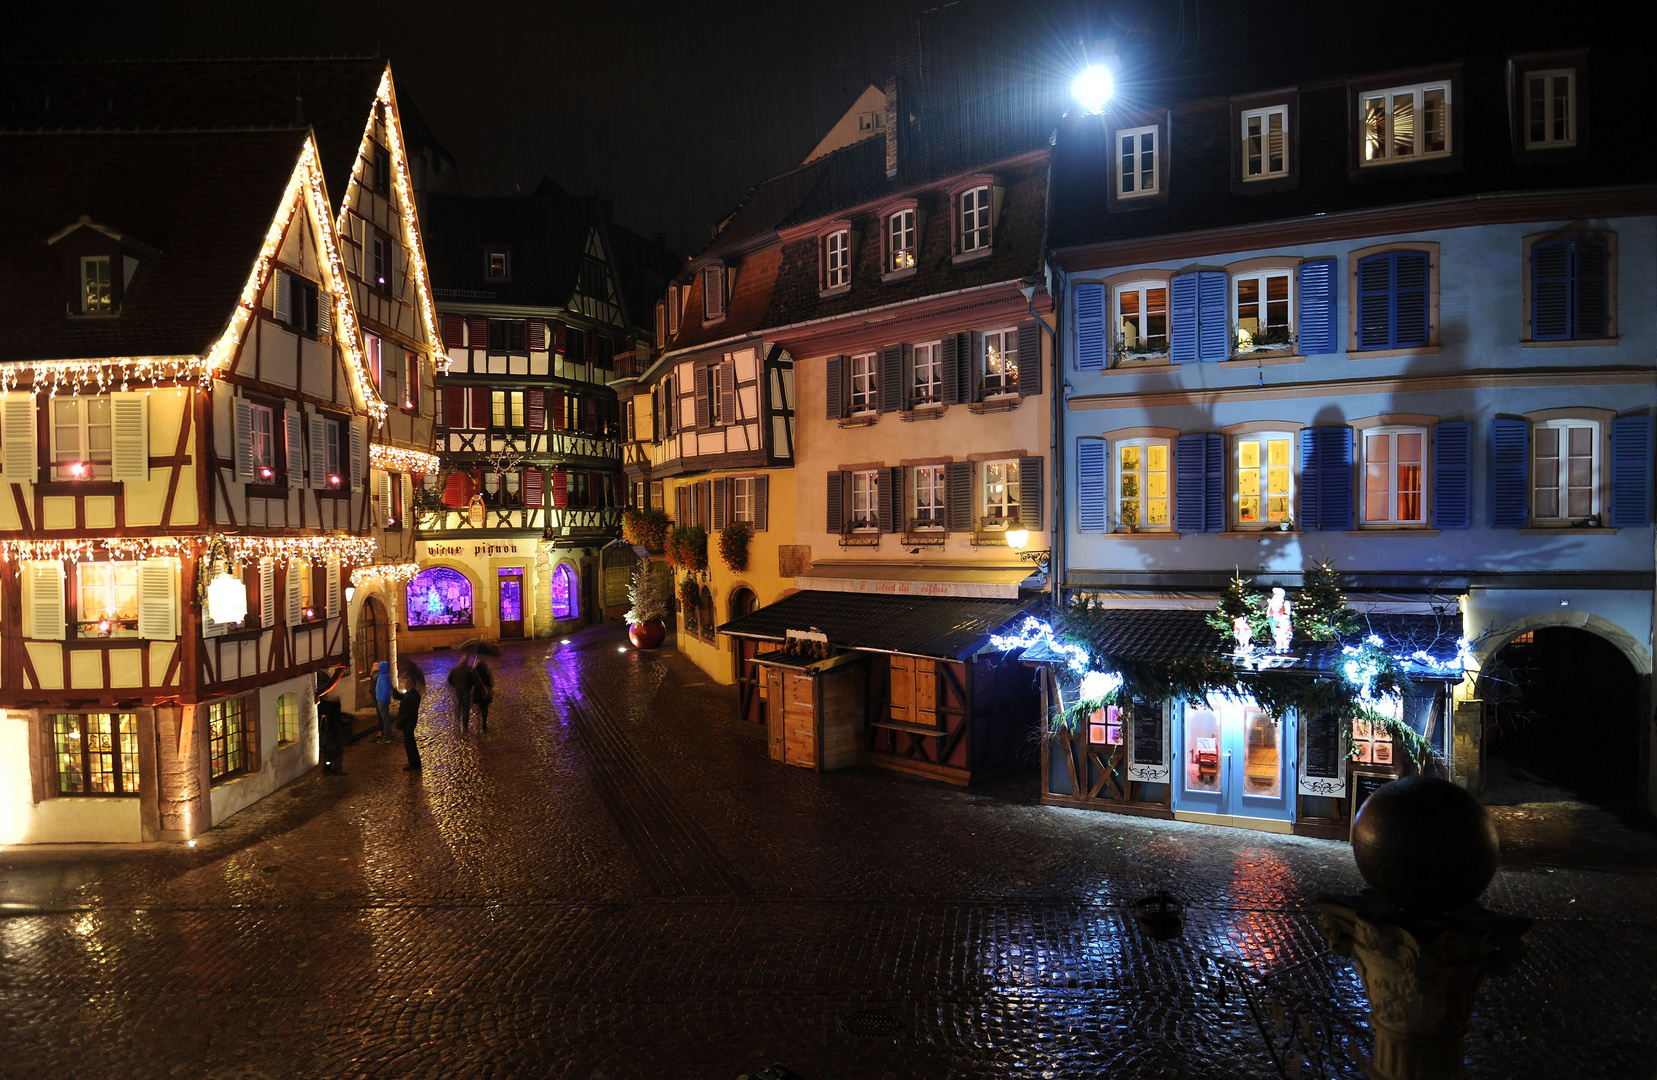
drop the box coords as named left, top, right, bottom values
left=447, top=656, right=474, bottom=732
left=373, top=660, right=395, bottom=743
left=393, top=659, right=426, bottom=772
left=473, top=660, right=495, bottom=732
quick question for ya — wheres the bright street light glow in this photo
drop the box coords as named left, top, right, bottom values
left=1072, top=64, right=1114, bottom=114
left=561, top=638, right=571, bottom=644
left=617, top=646, right=628, bottom=653
left=1005, top=527, right=1031, bottom=551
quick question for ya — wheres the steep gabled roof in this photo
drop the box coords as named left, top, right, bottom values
left=604, top=222, right=682, bottom=335
left=0, top=129, right=310, bottom=362
left=0, top=57, right=442, bottom=212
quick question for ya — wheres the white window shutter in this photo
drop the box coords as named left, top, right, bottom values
left=286, top=561, right=303, bottom=624
left=308, top=414, right=326, bottom=490
left=317, top=291, right=333, bottom=338
left=137, top=559, right=178, bottom=640
left=1, top=394, right=37, bottom=481
left=233, top=398, right=254, bottom=481
left=379, top=470, right=392, bottom=523
left=285, top=407, right=305, bottom=487
left=326, top=558, right=341, bottom=618
left=27, top=562, right=65, bottom=641
left=110, top=392, right=149, bottom=483
left=274, top=270, right=293, bottom=323
left=349, top=422, right=364, bottom=492
left=260, top=557, right=275, bottom=627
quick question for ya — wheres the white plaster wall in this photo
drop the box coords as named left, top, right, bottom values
left=208, top=673, right=317, bottom=825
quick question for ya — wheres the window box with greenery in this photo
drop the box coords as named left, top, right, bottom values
left=623, top=506, right=671, bottom=551
left=719, top=520, right=752, bottom=573
left=666, top=524, right=708, bottom=573
left=678, top=576, right=703, bottom=635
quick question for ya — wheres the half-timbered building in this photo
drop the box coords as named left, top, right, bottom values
left=0, top=129, right=382, bottom=843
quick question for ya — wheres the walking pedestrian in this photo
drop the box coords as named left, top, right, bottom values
left=448, top=656, right=474, bottom=732
left=373, top=660, right=395, bottom=743
left=473, top=660, right=495, bottom=732
left=393, top=659, right=426, bottom=772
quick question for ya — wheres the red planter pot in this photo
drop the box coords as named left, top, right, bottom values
left=628, top=620, right=666, bottom=649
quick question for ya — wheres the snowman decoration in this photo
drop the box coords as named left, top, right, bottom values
left=1266, top=587, right=1294, bottom=654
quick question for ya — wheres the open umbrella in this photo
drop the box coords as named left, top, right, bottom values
left=396, top=658, right=427, bottom=689
left=457, top=638, right=502, bottom=657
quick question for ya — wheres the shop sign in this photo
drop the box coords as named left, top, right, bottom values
left=1298, top=711, right=1348, bottom=797
left=1127, top=700, right=1170, bottom=783
left=467, top=495, right=485, bottom=529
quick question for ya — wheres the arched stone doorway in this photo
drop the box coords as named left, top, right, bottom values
left=1478, top=624, right=1646, bottom=815
left=354, top=595, right=392, bottom=701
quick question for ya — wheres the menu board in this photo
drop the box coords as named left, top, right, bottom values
left=1298, top=711, right=1347, bottom=797
left=1127, top=700, right=1170, bottom=783
left=1353, top=772, right=1391, bottom=812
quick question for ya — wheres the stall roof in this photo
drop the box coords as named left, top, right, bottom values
left=795, top=562, right=1037, bottom=600
left=718, top=590, right=1039, bottom=661
left=1019, top=608, right=1466, bottom=679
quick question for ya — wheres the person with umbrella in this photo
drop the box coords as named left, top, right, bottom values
left=393, top=658, right=426, bottom=772
left=473, top=659, right=495, bottom=732
left=447, top=654, right=475, bottom=732
left=451, top=639, right=500, bottom=734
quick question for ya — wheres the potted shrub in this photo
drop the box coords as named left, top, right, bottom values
left=625, top=556, right=669, bottom=648
left=719, top=520, right=752, bottom=573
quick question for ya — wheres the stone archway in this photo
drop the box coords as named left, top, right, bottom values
left=1474, top=611, right=1651, bottom=675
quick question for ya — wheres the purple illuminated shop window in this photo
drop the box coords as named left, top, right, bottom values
left=550, top=563, right=578, bottom=621
left=407, top=567, right=473, bottom=628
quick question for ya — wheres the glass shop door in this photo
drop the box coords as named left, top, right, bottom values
left=1174, top=696, right=1295, bottom=826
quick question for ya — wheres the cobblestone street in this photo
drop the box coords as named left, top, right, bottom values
left=3, top=625, right=1655, bottom=1080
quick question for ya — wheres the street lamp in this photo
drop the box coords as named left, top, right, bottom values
left=1072, top=64, right=1114, bottom=115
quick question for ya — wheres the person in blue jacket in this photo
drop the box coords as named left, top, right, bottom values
left=373, top=660, right=395, bottom=743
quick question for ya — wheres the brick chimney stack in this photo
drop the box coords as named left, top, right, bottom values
left=884, top=76, right=901, bottom=178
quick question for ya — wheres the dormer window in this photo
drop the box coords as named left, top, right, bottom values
left=887, top=208, right=916, bottom=273
left=485, top=249, right=511, bottom=280
left=80, top=256, right=113, bottom=314
left=1116, top=126, right=1160, bottom=197
left=1524, top=69, right=1575, bottom=148
left=1360, top=81, right=1451, bottom=163
left=822, top=228, right=851, bottom=292
left=667, top=285, right=681, bottom=335
left=1240, top=106, right=1289, bottom=180
left=959, top=186, right=991, bottom=253
left=703, top=264, right=726, bottom=321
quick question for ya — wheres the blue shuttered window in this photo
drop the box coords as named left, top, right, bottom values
left=1610, top=415, right=1654, bottom=527
left=1077, top=439, right=1108, bottom=532
left=1169, top=274, right=1199, bottom=363
left=1171, top=272, right=1228, bottom=362
left=1299, top=427, right=1352, bottom=530
left=1356, top=251, right=1431, bottom=351
left=1203, top=433, right=1226, bottom=531
left=1532, top=237, right=1609, bottom=341
left=1297, top=258, right=1337, bottom=355
left=1172, top=433, right=1226, bottom=532
left=1432, top=421, right=1471, bottom=529
left=1075, top=283, right=1106, bottom=370
left=1489, top=418, right=1529, bottom=528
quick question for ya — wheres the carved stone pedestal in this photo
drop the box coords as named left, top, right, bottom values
left=1319, top=892, right=1531, bottom=1080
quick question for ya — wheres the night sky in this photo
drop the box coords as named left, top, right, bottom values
left=7, top=0, right=1585, bottom=257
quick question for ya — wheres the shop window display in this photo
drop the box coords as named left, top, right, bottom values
left=407, top=567, right=474, bottom=628
left=1184, top=705, right=1222, bottom=793
left=550, top=563, right=578, bottom=621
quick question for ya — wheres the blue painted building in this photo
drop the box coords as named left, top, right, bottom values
left=1044, top=34, right=1656, bottom=831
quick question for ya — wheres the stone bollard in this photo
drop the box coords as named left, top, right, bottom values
left=1318, top=776, right=1531, bottom=1080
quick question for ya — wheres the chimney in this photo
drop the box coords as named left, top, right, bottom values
left=884, top=76, right=900, bottom=178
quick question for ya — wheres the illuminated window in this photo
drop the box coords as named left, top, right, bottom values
left=80, top=256, right=113, bottom=313
left=550, top=562, right=579, bottom=621
left=76, top=561, right=139, bottom=638
left=208, top=697, right=252, bottom=782
left=733, top=476, right=755, bottom=523
left=295, top=558, right=316, bottom=619
left=1116, top=440, right=1169, bottom=530
left=485, top=249, right=511, bottom=280
left=913, top=465, right=945, bottom=527
left=1235, top=433, right=1295, bottom=527
left=51, top=396, right=112, bottom=480
left=982, top=328, right=1019, bottom=395
left=277, top=692, right=299, bottom=746
left=1241, top=105, right=1289, bottom=179
left=407, top=567, right=474, bottom=628
left=887, top=209, right=916, bottom=271
left=1533, top=420, right=1598, bottom=522
left=51, top=713, right=139, bottom=796
left=1360, top=81, right=1451, bottom=164
left=849, top=353, right=878, bottom=414
left=1115, top=282, right=1169, bottom=362
left=850, top=470, right=879, bottom=530
left=1116, top=125, right=1159, bottom=197
left=913, top=341, right=942, bottom=404
left=1233, top=271, right=1294, bottom=353
left=249, top=403, right=276, bottom=480
left=982, top=459, right=1020, bottom=526
left=1362, top=428, right=1426, bottom=525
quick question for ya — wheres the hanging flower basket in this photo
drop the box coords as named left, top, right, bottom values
left=677, top=575, right=702, bottom=633
left=666, top=525, right=708, bottom=572
left=622, top=507, right=670, bottom=552
left=719, top=521, right=752, bottom=573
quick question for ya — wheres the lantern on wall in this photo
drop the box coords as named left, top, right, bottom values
left=206, top=569, right=248, bottom=626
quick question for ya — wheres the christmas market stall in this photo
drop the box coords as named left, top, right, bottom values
left=1016, top=565, right=1469, bottom=838
left=719, top=589, right=1044, bottom=785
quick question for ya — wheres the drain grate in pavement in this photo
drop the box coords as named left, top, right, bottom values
left=839, top=1010, right=904, bottom=1038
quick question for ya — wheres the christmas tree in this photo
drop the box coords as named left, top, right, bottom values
left=1207, top=570, right=1267, bottom=645
left=1298, top=559, right=1361, bottom=642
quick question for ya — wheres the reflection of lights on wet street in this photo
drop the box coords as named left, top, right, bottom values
left=617, top=646, right=628, bottom=653
left=561, top=638, right=571, bottom=644
left=187, top=840, right=197, bottom=848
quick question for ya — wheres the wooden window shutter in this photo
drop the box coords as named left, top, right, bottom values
left=675, top=485, right=687, bottom=524
left=704, top=265, right=726, bottom=319
left=1610, top=415, right=1654, bottom=527
left=888, top=655, right=914, bottom=722
left=1016, top=320, right=1042, bottom=396
left=552, top=468, right=569, bottom=508
left=28, top=562, right=65, bottom=641
left=1018, top=456, right=1044, bottom=530
left=915, top=658, right=938, bottom=726
left=1170, top=273, right=1199, bottom=363
left=825, top=470, right=845, bottom=534
left=234, top=399, right=255, bottom=482
left=528, top=319, right=547, bottom=352
left=137, top=559, right=176, bottom=640
left=584, top=397, right=598, bottom=434
left=524, top=467, right=544, bottom=508
left=469, top=387, right=490, bottom=430
left=1576, top=239, right=1608, bottom=338
left=1298, top=429, right=1321, bottom=530
left=308, top=413, right=327, bottom=489
left=260, top=557, right=275, bottom=628
left=1392, top=252, right=1430, bottom=348
left=286, top=561, right=303, bottom=625
left=889, top=466, right=905, bottom=532
left=1, top=395, right=37, bottom=481
left=349, top=422, right=364, bottom=492
left=1432, top=421, right=1472, bottom=529
left=694, top=365, right=712, bottom=429
left=285, top=408, right=305, bottom=487
left=1316, top=427, right=1354, bottom=530
left=326, top=558, right=341, bottom=618
left=754, top=475, right=769, bottom=531
left=317, top=292, right=333, bottom=339
left=880, top=344, right=903, bottom=413
left=1356, top=255, right=1393, bottom=350
left=1204, top=433, right=1225, bottom=532
left=552, top=321, right=567, bottom=356
left=443, top=314, right=465, bottom=348
left=961, top=332, right=981, bottom=402
left=945, top=460, right=973, bottom=531
left=940, top=336, right=960, bottom=404
left=825, top=355, right=844, bottom=419
left=379, top=470, right=393, bottom=523
left=1490, top=418, right=1529, bottom=529
left=719, top=360, right=736, bottom=423
left=876, top=468, right=893, bottom=533
left=469, top=317, right=489, bottom=351
left=1077, top=438, right=1108, bottom=531
left=1534, top=240, right=1573, bottom=341
left=443, top=387, right=465, bottom=429
left=713, top=476, right=728, bottom=529
left=1197, top=271, right=1228, bottom=362
left=527, top=389, right=546, bottom=431
left=1174, top=435, right=1206, bottom=532
left=274, top=270, right=293, bottom=324
left=110, top=392, right=149, bottom=483
left=1074, top=283, right=1106, bottom=370
left=1297, top=258, right=1337, bottom=354
left=551, top=389, right=567, bottom=430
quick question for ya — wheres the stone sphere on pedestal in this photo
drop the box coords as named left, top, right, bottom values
left=1352, top=775, right=1499, bottom=915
